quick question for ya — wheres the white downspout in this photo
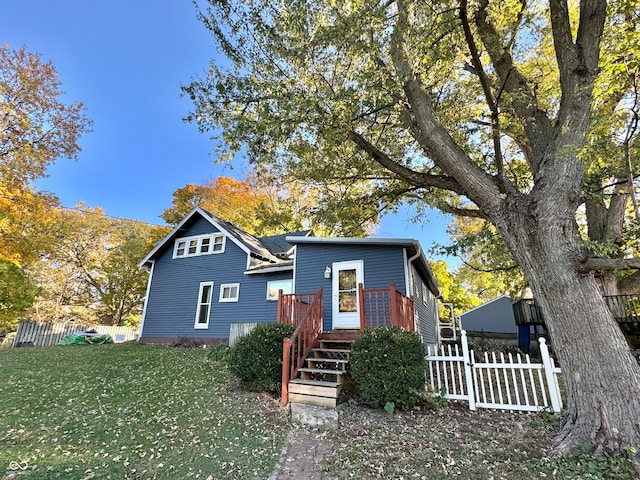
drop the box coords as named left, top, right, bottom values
left=138, top=260, right=155, bottom=341
left=406, top=245, right=422, bottom=332
left=406, top=244, right=422, bottom=295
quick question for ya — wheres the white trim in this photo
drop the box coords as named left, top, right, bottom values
left=173, top=233, right=226, bottom=258
left=332, top=260, right=364, bottom=329
left=138, top=260, right=155, bottom=339
left=286, top=236, right=416, bottom=246
left=219, top=283, right=240, bottom=302
left=194, top=281, right=214, bottom=328
left=291, top=245, right=298, bottom=294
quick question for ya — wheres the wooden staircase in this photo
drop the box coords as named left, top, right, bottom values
left=287, top=332, right=357, bottom=408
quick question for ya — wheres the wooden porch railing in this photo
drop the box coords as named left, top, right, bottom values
left=359, top=281, right=415, bottom=331
left=280, top=287, right=323, bottom=405
left=603, top=294, right=640, bottom=324
left=514, top=294, right=640, bottom=327
left=277, top=290, right=319, bottom=327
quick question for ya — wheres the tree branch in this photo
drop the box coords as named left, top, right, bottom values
left=437, top=203, right=486, bottom=219
left=580, top=256, right=640, bottom=273
left=459, top=0, right=506, bottom=193
left=389, top=0, right=503, bottom=214
left=550, top=0, right=606, bottom=145
left=347, top=130, right=466, bottom=195
left=474, top=0, right=553, bottom=175
left=461, top=257, right=520, bottom=273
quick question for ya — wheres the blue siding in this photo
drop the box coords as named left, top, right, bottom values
left=293, top=243, right=408, bottom=331
left=142, top=214, right=441, bottom=345
left=412, top=265, right=439, bottom=346
left=141, top=217, right=292, bottom=340
left=459, top=296, right=517, bottom=334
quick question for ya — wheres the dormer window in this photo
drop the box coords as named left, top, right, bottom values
left=173, top=234, right=225, bottom=258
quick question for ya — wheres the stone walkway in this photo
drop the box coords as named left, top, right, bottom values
left=269, top=428, right=337, bottom=480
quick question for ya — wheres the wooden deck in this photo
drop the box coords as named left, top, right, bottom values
left=513, top=294, right=640, bottom=347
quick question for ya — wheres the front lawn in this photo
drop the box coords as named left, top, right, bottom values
left=0, top=344, right=289, bottom=479
left=2, top=343, right=636, bottom=479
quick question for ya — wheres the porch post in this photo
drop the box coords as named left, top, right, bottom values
left=277, top=289, right=283, bottom=324
left=389, top=281, right=397, bottom=327
left=359, top=283, right=366, bottom=329
left=281, top=337, right=291, bottom=405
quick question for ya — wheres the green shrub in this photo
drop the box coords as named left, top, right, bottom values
left=350, top=326, right=426, bottom=409
left=228, top=322, right=295, bottom=392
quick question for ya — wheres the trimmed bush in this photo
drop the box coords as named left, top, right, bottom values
left=228, top=322, right=295, bottom=392
left=350, top=326, right=426, bottom=409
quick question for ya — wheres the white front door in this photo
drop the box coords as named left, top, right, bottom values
left=332, top=260, right=364, bottom=329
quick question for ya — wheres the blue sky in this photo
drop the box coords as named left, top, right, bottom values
left=2, top=0, right=457, bottom=264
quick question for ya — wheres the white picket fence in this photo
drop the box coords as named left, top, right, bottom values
left=426, top=330, right=563, bottom=413
left=13, top=321, right=139, bottom=347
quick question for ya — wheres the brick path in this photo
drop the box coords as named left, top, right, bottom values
left=269, top=428, right=337, bottom=480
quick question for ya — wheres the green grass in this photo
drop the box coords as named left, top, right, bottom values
left=2, top=344, right=636, bottom=480
left=0, top=344, right=289, bottom=479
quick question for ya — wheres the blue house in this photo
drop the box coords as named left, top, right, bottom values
left=138, top=207, right=442, bottom=348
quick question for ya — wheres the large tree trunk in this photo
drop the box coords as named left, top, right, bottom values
left=493, top=200, right=640, bottom=454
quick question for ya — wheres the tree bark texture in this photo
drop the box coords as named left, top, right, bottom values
left=489, top=196, right=640, bottom=454
left=390, top=0, right=640, bottom=454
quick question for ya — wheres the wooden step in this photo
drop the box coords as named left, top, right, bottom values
left=307, top=357, right=349, bottom=370
left=306, top=358, right=349, bottom=366
left=297, top=367, right=346, bottom=376
left=288, top=392, right=338, bottom=408
left=290, top=378, right=341, bottom=388
left=319, top=339, right=354, bottom=345
left=289, top=381, right=340, bottom=397
left=319, top=331, right=359, bottom=341
left=310, top=348, right=351, bottom=355
left=319, top=339, right=355, bottom=350
left=288, top=379, right=342, bottom=408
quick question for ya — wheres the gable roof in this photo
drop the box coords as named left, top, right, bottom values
left=138, top=207, right=305, bottom=269
left=459, top=294, right=512, bottom=317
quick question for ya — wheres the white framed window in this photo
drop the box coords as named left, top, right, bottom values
left=194, top=282, right=213, bottom=329
left=219, top=283, right=240, bottom=302
left=422, top=281, right=429, bottom=306
left=173, top=234, right=225, bottom=258
left=212, top=235, right=225, bottom=252
left=266, top=279, right=293, bottom=301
